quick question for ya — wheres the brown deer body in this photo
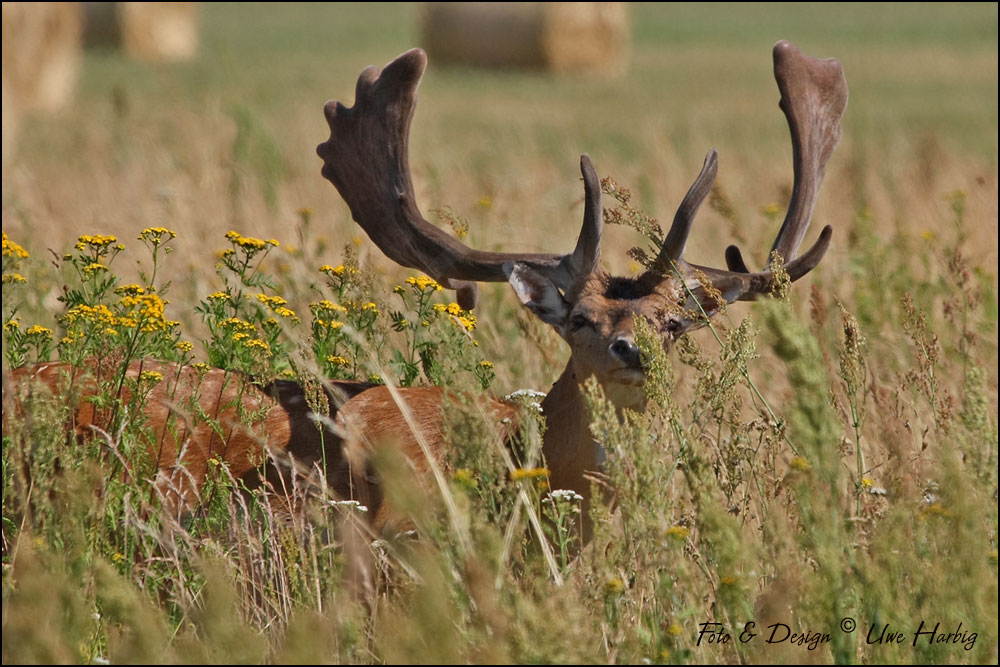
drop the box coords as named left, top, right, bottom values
left=3, top=360, right=376, bottom=516
left=3, top=42, right=848, bottom=542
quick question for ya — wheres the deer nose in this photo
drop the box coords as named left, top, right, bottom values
left=609, top=336, right=641, bottom=367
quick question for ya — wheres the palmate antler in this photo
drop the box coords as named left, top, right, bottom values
left=317, top=41, right=848, bottom=309
left=649, top=41, right=848, bottom=301
left=316, top=49, right=601, bottom=309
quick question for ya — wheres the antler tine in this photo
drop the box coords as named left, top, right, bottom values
left=317, top=49, right=601, bottom=309
left=651, top=149, right=719, bottom=274
left=724, top=244, right=751, bottom=273
left=564, top=153, right=604, bottom=279
left=724, top=222, right=833, bottom=279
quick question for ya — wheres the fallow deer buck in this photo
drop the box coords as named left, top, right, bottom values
left=3, top=42, right=847, bottom=545
left=316, top=40, right=847, bottom=534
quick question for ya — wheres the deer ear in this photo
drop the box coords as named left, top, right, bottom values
left=506, top=262, right=571, bottom=331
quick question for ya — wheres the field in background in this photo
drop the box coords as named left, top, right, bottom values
left=2, top=3, right=997, bottom=664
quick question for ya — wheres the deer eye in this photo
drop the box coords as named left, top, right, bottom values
left=569, top=314, right=594, bottom=331
left=666, top=317, right=682, bottom=334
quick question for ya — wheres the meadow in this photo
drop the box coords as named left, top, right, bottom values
left=2, top=3, right=997, bottom=664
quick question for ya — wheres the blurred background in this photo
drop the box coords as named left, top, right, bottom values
left=2, top=2, right=997, bottom=389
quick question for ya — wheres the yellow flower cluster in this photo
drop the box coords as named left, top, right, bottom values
left=75, top=234, right=119, bottom=250
left=207, top=291, right=230, bottom=301
left=219, top=317, right=256, bottom=334
left=343, top=300, right=379, bottom=315
left=217, top=317, right=270, bottom=355
left=509, top=467, right=550, bottom=482
left=312, top=299, right=347, bottom=314
left=789, top=456, right=812, bottom=472
left=604, top=578, right=625, bottom=595
left=244, top=338, right=271, bottom=354
left=2, top=274, right=26, bottom=284
left=454, top=314, right=477, bottom=332
left=315, top=319, right=344, bottom=331
left=63, top=304, right=117, bottom=327
left=664, top=525, right=690, bottom=541
left=432, top=302, right=463, bottom=316
left=405, top=275, right=443, bottom=292
left=82, top=262, right=109, bottom=276
left=256, top=293, right=299, bottom=321
left=139, top=370, right=164, bottom=384
left=453, top=468, right=475, bottom=484
left=256, top=293, right=286, bottom=306
left=511, top=468, right=548, bottom=493
left=431, top=301, right=477, bottom=331
left=120, top=293, right=173, bottom=332
left=225, top=230, right=279, bottom=251
left=311, top=300, right=348, bottom=330
left=320, top=264, right=356, bottom=276
left=115, top=284, right=146, bottom=297
left=139, top=227, right=177, bottom=245
left=25, top=325, right=54, bottom=339
left=2, top=232, right=29, bottom=259
left=325, top=355, right=350, bottom=366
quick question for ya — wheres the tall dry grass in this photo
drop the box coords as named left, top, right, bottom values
left=2, top=3, right=996, bottom=664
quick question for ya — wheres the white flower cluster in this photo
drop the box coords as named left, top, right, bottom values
left=328, top=499, right=369, bottom=512
left=543, top=489, right=584, bottom=511
left=504, top=388, right=547, bottom=411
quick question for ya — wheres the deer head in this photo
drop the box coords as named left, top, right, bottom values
left=317, top=41, right=848, bottom=409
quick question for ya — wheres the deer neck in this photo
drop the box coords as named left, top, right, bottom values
left=539, top=358, right=647, bottom=499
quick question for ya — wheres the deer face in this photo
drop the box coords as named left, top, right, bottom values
left=508, top=264, right=722, bottom=403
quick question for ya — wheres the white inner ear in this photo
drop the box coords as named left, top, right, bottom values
left=506, top=263, right=570, bottom=330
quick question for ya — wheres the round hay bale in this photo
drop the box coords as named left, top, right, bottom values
left=2, top=2, right=83, bottom=171
left=1, top=2, right=83, bottom=112
left=118, top=2, right=200, bottom=62
left=420, top=2, right=629, bottom=75
left=542, top=2, right=629, bottom=75
left=84, top=2, right=199, bottom=62
left=2, top=75, right=17, bottom=172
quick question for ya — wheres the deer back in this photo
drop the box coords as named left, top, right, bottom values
left=3, top=360, right=374, bottom=513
